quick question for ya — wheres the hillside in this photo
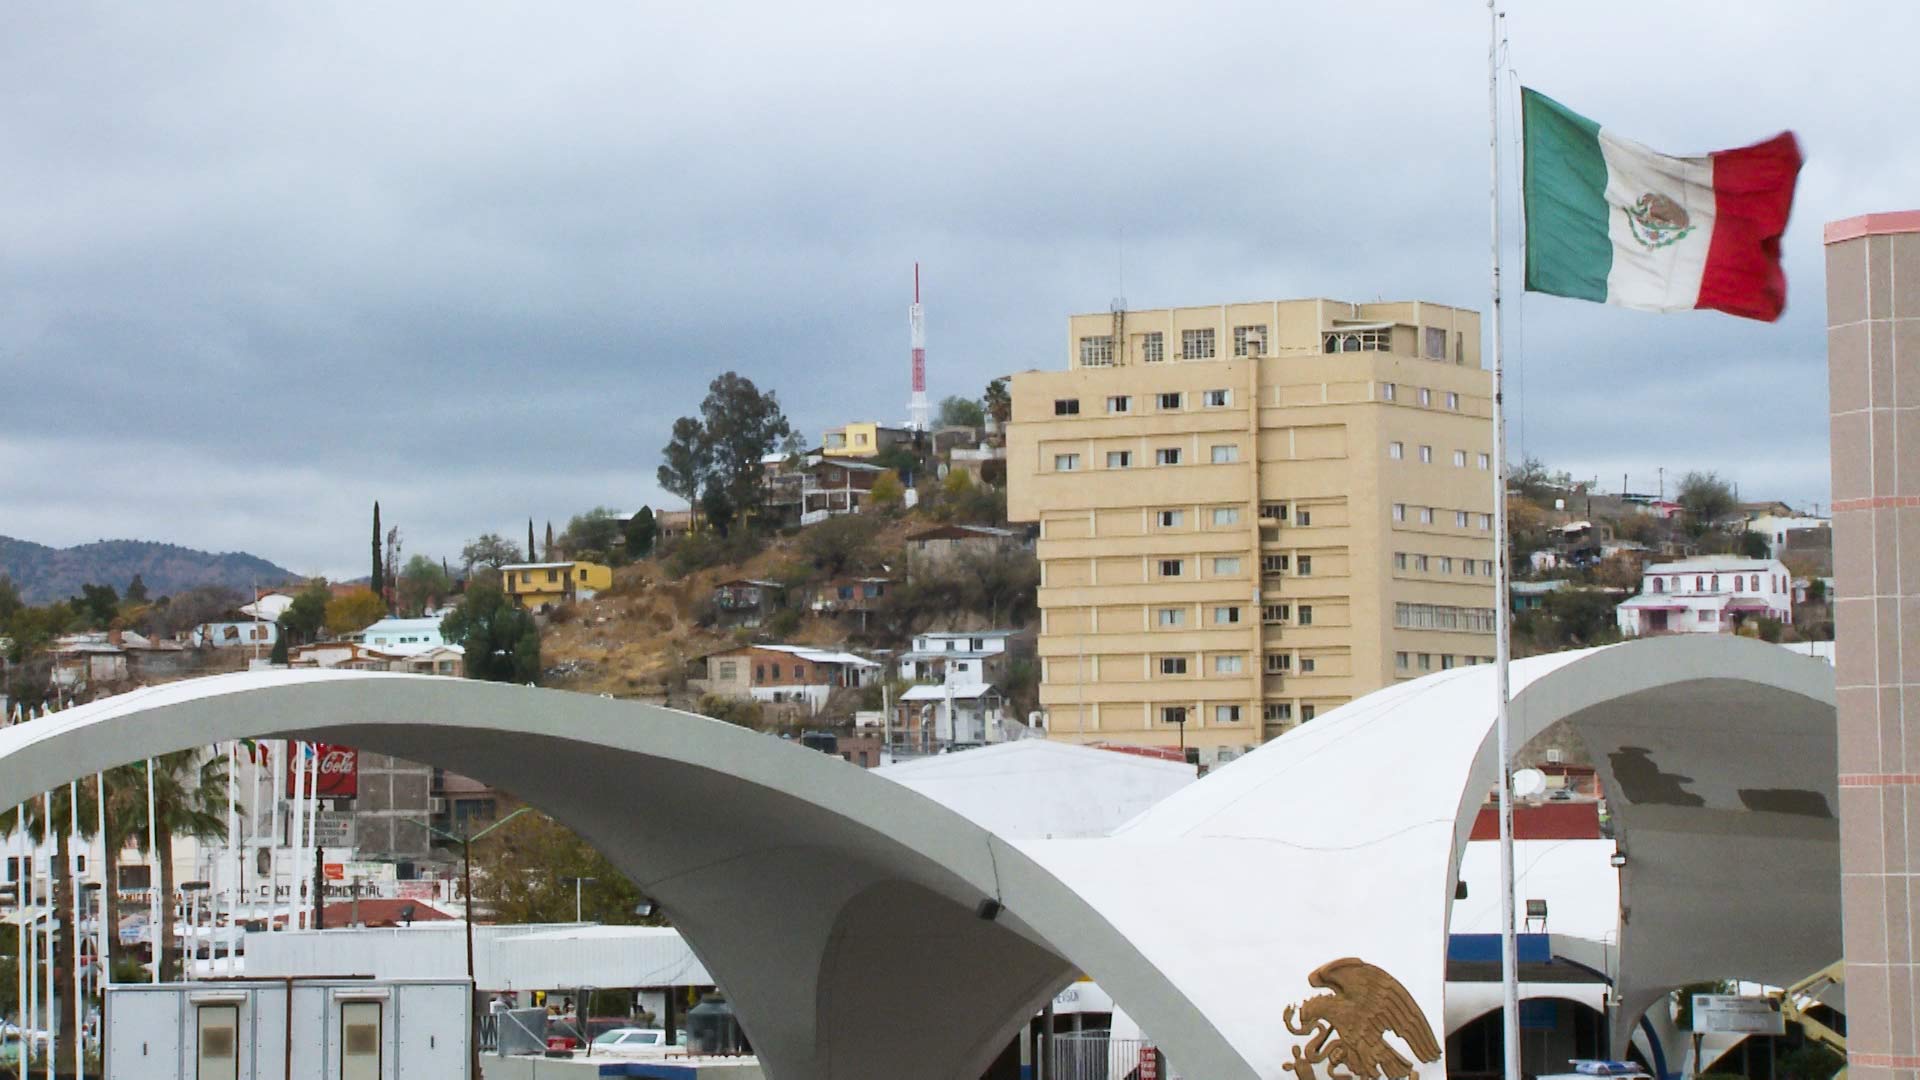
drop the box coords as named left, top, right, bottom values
left=0, top=536, right=299, bottom=605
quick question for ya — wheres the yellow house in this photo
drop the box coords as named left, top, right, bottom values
left=501, top=561, right=613, bottom=611
left=822, top=422, right=912, bottom=459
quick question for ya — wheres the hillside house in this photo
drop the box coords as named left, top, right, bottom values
left=711, top=579, right=784, bottom=628
left=896, top=630, right=1031, bottom=685
left=698, top=644, right=881, bottom=714
left=191, top=615, right=279, bottom=649
left=1747, top=513, right=1832, bottom=558
left=654, top=509, right=694, bottom=543
left=288, top=642, right=405, bottom=671
left=822, top=422, right=912, bottom=459
left=801, top=460, right=887, bottom=525
left=808, top=577, right=890, bottom=616
left=349, top=616, right=449, bottom=655
left=501, top=560, right=613, bottom=612
left=1615, top=557, right=1793, bottom=637
left=904, top=524, right=1018, bottom=577
left=894, top=683, right=1012, bottom=751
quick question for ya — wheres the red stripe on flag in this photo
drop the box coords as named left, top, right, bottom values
left=1696, top=131, right=1803, bottom=322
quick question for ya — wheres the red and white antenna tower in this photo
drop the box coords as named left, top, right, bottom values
left=908, top=263, right=929, bottom=431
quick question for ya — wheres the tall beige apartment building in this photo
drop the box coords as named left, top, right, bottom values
left=1008, top=299, right=1497, bottom=764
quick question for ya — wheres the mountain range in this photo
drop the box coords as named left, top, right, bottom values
left=0, top=537, right=300, bottom=605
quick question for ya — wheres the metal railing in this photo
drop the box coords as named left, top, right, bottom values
left=1049, top=1032, right=1160, bottom=1080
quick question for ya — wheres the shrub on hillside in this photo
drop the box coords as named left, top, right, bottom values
left=799, top=514, right=882, bottom=577
left=665, top=530, right=763, bottom=576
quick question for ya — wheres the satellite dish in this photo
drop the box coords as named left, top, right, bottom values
left=1513, top=768, right=1548, bottom=799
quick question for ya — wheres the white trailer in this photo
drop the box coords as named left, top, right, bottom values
left=104, top=978, right=470, bottom=1080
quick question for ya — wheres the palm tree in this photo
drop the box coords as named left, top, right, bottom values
left=121, top=751, right=229, bottom=982
left=97, top=762, right=152, bottom=983
left=0, top=778, right=100, bottom=1073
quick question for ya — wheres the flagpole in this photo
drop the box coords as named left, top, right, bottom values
left=144, top=761, right=159, bottom=985
left=1487, top=5, right=1522, bottom=1080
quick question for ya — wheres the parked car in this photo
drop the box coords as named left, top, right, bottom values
left=590, top=1027, right=671, bottom=1056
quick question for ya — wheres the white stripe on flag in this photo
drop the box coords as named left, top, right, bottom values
left=1599, top=129, right=1716, bottom=312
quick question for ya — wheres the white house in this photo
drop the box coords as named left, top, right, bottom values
left=192, top=618, right=279, bottom=649
left=1746, top=513, right=1831, bottom=558
left=896, top=630, right=1027, bottom=685
left=1615, top=557, right=1793, bottom=637
left=893, top=631, right=1034, bottom=753
left=348, top=617, right=449, bottom=656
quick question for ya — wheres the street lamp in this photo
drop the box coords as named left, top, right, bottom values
left=400, top=805, right=534, bottom=1080
left=561, top=877, right=597, bottom=924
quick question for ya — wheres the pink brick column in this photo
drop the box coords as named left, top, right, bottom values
left=1828, top=210, right=1920, bottom=1079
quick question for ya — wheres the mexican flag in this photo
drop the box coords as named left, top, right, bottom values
left=1521, top=88, right=1802, bottom=322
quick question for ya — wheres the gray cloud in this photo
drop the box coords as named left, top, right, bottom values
left=3, top=2, right=1910, bottom=577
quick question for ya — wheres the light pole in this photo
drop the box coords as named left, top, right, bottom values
left=561, top=877, right=596, bottom=924
left=400, top=806, right=533, bottom=1080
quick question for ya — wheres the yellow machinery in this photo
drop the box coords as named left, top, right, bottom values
left=1771, top=961, right=1846, bottom=1080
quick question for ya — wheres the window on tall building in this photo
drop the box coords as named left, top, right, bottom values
left=1297, top=555, right=1313, bottom=576
left=1156, top=392, right=1184, bottom=410
left=1214, top=655, right=1244, bottom=674
left=1162, top=706, right=1189, bottom=725
left=1438, top=556, right=1453, bottom=574
left=1156, top=607, right=1185, bottom=627
left=1298, top=605, right=1313, bottom=625
left=1262, top=554, right=1290, bottom=575
left=1213, top=606, right=1241, bottom=625
left=1157, top=447, right=1182, bottom=466
left=1262, top=604, right=1291, bottom=623
left=1079, top=336, right=1114, bottom=366
left=1419, top=507, right=1434, bottom=525
left=1233, top=325, right=1268, bottom=357
left=1054, top=399, right=1079, bottom=416
left=1157, top=509, right=1183, bottom=528
left=1419, top=445, right=1433, bottom=463
left=1212, top=557, right=1241, bottom=576
left=1107, top=450, right=1132, bottom=469
left=1418, top=387, right=1432, bottom=406
left=1463, top=560, right=1477, bottom=576
left=1141, top=332, right=1165, bottom=363
left=1159, top=559, right=1184, bottom=578
left=1211, top=507, right=1239, bottom=526
left=1211, top=444, right=1239, bottom=464
left=1181, top=328, right=1216, bottom=359
left=1264, top=703, right=1293, bottom=722
left=1266, top=653, right=1292, bottom=673
left=1446, top=392, right=1460, bottom=410
left=1054, top=453, right=1080, bottom=472
left=1382, top=382, right=1397, bottom=402
left=1394, top=553, right=1408, bottom=570
left=1453, top=450, right=1467, bottom=467
left=1478, top=514, right=1492, bottom=530
left=1107, top=395, right=1131, bottom=414
left=1389, top=441, right=1404, bottom=460
left=1395, top=603, right=1497, bottom=632
left=1396, top=652, right=1410, bottom=671
left=1296, top=509, right=1312, bottom=526
left=1215, top=704, right=1243, bottom=723
left=1456, top=511, right=1469, bottom=527
left=1393, top=504, right=1407, bottom=522
left=1261, top=503, right=1289, bottom=521
left=1302, top=704, right=1317, bottom=721
left=1300, top=657, right=1317, bottom=674
left=1323, top=328, right=1390, bottom=352
left=1159, top=656, right=1188, bottom=676
left=1414, top=555, right=1429, bottom=571
left=1478, top=452, right=1491, bottom=470
left=1203, top=388, right=1232, bottom=407
left=1424, top=326, right=1447, bottom=359
left=1418, top=653, right=1432, bottom=671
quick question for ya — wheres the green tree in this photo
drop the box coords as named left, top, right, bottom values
left=869, top=471, right=905, bottom=510
left=396, top=555, right=453, bottom=617
left=697, top=372, right=792, bottom=525
left=78, top=582, right=120, bottom=627
left=528, top=519, right=538, bottom=562
left=124, top=573, right=149, bottom=605
left=936, top=395, right=984, bottom=429
left=460, top=533, right=522, bottom=574
left=326, top=587, right=389, bottom=635
left=371, top=501, right=385, bottom=601
left=0, top=777, right=100, bottom=1071
left=625, top=507, right=659, bottom=559
left=1737, top=529, right=1770, bottom=559
left=560, top=508, right=626, bottom=562
left=125, top=751, right=230, bottom=982
left=657, top=416, right=712, bottom=522
left=799, top=514, right=882, bottom=577
left=983, top=378, right=1011, bottom=427
left=442, top=583, right=541, bottom=683
left=472, top=810, right=656, bottom=927
left=1678, top=471, right=1737, bottom=527
left=278, top=579, right=332, bottom=646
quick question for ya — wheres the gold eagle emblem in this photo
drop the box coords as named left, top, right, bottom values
left=1283, top=958, right=1443, bottom=1080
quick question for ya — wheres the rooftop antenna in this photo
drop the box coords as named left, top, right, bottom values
left=908, top=264, right=929, bottom=432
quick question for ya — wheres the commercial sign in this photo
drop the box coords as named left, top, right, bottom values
left=288, top=743, right=359, bottom=798
left=1692, top=995, right=1785, bottom=1035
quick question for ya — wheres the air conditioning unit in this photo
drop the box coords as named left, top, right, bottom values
left=1545, top=748, right=1563, bottom=765
left=428, top=798, right=447, bottom=815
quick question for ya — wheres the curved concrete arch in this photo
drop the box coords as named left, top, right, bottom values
left=1016, top=635, right=1836, bottom=1077
left=0, top=636, right=1837, bottom=1079
left=0, top=671, right=1247, bottom=1080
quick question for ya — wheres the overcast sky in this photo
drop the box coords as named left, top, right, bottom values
left=2, top=3, right=1910, bottom=579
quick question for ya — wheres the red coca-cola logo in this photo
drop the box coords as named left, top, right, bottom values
left=289, top=743, right=359, bottom=798
left=317, top=750, right=355, bottom=774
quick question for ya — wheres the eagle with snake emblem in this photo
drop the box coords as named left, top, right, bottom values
left=1283, top=958, right=1443, bottom=1080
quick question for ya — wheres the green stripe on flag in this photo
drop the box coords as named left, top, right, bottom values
left=1522, top=88, right=1612, bottom=303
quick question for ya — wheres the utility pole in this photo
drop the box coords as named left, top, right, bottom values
left=312, top=847, right=326, bottom=931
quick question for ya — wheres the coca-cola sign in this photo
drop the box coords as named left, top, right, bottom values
left=288, top=743, right=359, bottom=799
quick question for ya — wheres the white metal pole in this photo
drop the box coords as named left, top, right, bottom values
left=94, top=773, right=107, bottom=995
left=303, top=748, right=321, bottom=927
left=143, top=761, right=158, bottom=985
left=23, top=812, right=35, bottom=1066
left=225, top=741, right=238, bottom=974
left=41, top=790, right=52, bottom=1080
left=1487, top=6, right=1521, bottom=1080
left=70, top=780, right=83, bottom=1080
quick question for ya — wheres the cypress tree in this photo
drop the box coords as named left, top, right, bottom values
left=372, top=502, right=384, bottom=597
left=545, top=521, right=555, bottom=559
left=528, top=519, right=537, bottom=561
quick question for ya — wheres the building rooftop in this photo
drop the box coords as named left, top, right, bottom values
left=1645, top=557, right=1780, bottom=574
